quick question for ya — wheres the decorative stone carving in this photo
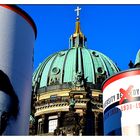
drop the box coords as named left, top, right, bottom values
left=69, top=98, right=75, bottom=111
left=73, top=71, right=84, bottom=87
left=54, top=111, right=81, bottom=136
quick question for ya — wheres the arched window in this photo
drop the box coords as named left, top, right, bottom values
left=38, top=118, right=43, bottom=134
left=48, top=115, right=58, bottom=133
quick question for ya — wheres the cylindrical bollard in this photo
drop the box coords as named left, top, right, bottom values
left=0, top=5, right=37, bottom=135
left=102, top=68, right=140, bottom=135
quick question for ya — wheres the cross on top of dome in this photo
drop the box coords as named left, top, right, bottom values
left=74, top=6, right=81, bottom=21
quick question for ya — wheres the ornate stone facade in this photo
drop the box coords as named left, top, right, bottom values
left=30, top=76, right=104, bottom=135
left=30, top=6, right=119, bottom=136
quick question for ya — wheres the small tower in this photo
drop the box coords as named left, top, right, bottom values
left=134, top=49, right=140, bottom=68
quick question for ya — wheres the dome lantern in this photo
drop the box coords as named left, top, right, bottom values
left=69, top=6, right=87, bottom=48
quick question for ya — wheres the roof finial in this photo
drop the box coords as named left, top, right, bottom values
left=74, top=6, right=81, bottom=21
left=69, top=6, right=87, bottom=48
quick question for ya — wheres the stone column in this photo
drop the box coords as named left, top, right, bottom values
left=94, top=112, right=99, bottom=135
left=57, top=112, right=61, bottom=128
left=41, top=115, right=45, bottom=134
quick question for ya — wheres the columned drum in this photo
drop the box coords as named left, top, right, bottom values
left=102, top=68, right=140, bottom=135
left=0, top=5, right=37, bottom=135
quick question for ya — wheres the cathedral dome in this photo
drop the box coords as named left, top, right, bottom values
left=32, top=13, right=120, bottom=93
left=31, top=7, right=120, bottom=136
left=33, top=47, right=119, bottom=92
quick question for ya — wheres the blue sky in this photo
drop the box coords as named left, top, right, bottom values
left=19, top=5, right=140, bottom=71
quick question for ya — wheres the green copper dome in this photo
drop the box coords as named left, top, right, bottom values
left=33, top=48, right=119, bottom=90
left=32, top=14, right=120, bottom=92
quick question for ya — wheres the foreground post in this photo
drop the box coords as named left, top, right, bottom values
left=0, top=5, right=37, bottom=135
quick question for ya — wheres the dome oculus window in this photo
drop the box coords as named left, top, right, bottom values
left=52, top=67, right=60, bottom=75
left=97, top=67, right=104, bottom=74
left=92, top=51, right=99, bottom=57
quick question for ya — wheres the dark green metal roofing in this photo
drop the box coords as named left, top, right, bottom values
left=32, top=47, right=119, bottom=89
left=32, top=16, right=120, bottom=90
